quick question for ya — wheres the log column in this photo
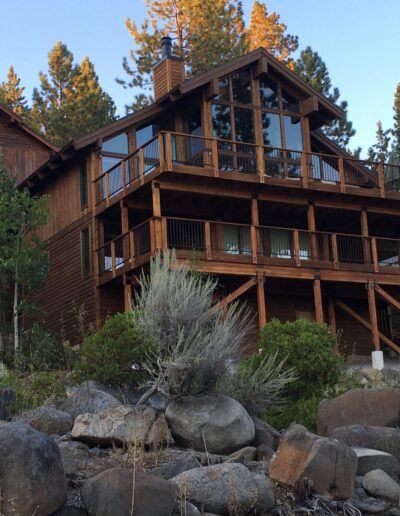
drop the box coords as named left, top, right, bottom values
left=151, top=181, right=163, bottom=252
left=313, top=277, right=324, bottom=323
left=307, top=201, right=318, bottom=259
left=367, top=281, right=380, bottom=351
left=361, top=207, right=371, bottom=264
left=257, top=273, right=267, bottom=328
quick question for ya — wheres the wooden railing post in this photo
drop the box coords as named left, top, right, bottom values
left=257, top=145, right=265, bottom=183
left=158, top=133, right=166, bottom=170
left=105, top=173, right=110, bottom=206
left=293, top=230, right=301, bottom=267
left=331, top=233, right=339, bottom=269
left=121, top=160, right=127, bottom=195
left=129, top=230, right=135, bottom=264
left=338, top=158, right=346, bottom=193
left=301, top=151, right=308, bottom=188
left=111, top=241, right=116, bottom=278
left=377, top=161, right=386, bottom=198
left=257, top=273, right=267, bottom=328
left=367, top=281, right=380, bottom=351
left=139, top=148, right=145, bottom=185
left=161, top=217, right=168, bottom=250
left=371, top=237, right=379, bottom=273
left=251, top=226, right=258, bottom=264
left=204, top=221, right=212, bottom=260
left=211, top=139, right=219, bottom=177
left=164, top=132, right=173, bottom=170
left=313, top=278, right=324, bottom=324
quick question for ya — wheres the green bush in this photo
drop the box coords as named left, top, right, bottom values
left=258, top=319, right=342, bottom=399
left=262, top=395, right=320, bottom=433
left=0, top=370, right=67, bottom=414
left=73, top=312, right=152, bottom=386
left=22, top=322, right=72, bottom=371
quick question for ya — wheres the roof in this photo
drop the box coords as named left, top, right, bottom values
left=0, top=103, right=58, bottom=152
left=22, top=47, right=344, bottom=188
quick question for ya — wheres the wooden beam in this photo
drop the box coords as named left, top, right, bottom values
left=301, top=96, right=319, bottom=116
left=335, top=298, right=400, bottom=354
left=367, top=282, right=380, bottom=351
left=328, top=295, right=337, bottom=336
left=257, top=274, right=267, bottom=328
left=211, top=277, right=256, bottom=313
left=253, top=56, right=268, bottom=79
left=360, top=208, right=371, bottom=265
left=374, top=284, right=400, bottom=312
left=313, top=278, right=324, bottom=323
left=123, top=275, right=132, bottom=312
left=307, top=202, right=318, bottom=259
left=205, top=77, right=219, bottom=100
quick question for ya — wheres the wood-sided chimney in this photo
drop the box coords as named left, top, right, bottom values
left=153, top=36, right=184, bottom=101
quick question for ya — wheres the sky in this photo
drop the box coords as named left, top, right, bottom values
left=1, top=0, right=399, bottom=155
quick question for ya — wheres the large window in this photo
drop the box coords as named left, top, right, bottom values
left=79, top=160, right=88, bottom=208
left=100, top=132, right=130, bottom=197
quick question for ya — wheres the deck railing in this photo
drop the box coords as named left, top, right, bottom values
left=97, top=216, right=400, bottom=278
left=94, top=132, right=400, bottom=206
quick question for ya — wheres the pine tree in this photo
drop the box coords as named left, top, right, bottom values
left=118, top=0, right=248, bottom=111
left=367, top=121, right=391, bottom=163
left=30, top=42, right=116, bottom=146
left=294, top=46, right=355, bottom=148
left=392, top=83, right=400, bottom=162
left=0, top=65, right=29, bottom=116
left=247, top=1, right=298, bottom=68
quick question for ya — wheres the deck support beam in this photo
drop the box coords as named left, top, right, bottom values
left=313, top=278, right=324, bottom=323
left=367, top=282, right=380, bottom=351
left=211, top=277, right=257, bottom=313
left=374, top=284, right=400, bottom=312
left=257, top=273, right=267, bottom=328
left=123, top=274, right=132, bottom=312
left=151, top=181, right=163, bottom=252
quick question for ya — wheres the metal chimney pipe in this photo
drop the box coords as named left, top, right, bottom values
left=161, top=36, right=173, bottom=58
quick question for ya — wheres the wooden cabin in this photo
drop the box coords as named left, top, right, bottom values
left=20, top=41, right=400, bottom=356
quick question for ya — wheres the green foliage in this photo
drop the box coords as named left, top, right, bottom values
left=258, top=319, right=342, bottom=399
left=30, top=41, right=116, bottom=146
left=136, top=251, right=253, bottom=396
left=263, top=395, right=320, bottom=433
left=217, top=351, right=297, bottom=415
left=0, top=65, right=28, bottom=117
left=22, top=323, right=72, bottom=372
left=0, top=370, right=67, bottom=414
left=73, top=312, right=151, bottom=386
left=294, top=46, right=355, bottom=149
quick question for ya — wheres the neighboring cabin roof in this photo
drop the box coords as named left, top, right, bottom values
left=22, top=48, right=344, bottom=188
left=0, top=103, right=58, bottom=152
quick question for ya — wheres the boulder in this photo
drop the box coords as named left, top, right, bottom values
left=351, top=487, right=387, bottom=514
left=170, top=463, right=275, bottom=514
left=71, top=405, right=171, bottom=447
left=318, top=388, right=400, bottom=436
left=166, top=394, right=255, bottom=454
left=0, top=387, right=14, bottom=420
left=269, top=424, right=357, bottom=499
left=59, top=381, right=122, bottom=419
left=0, top=422, right=67, bottom=515
left=225, top=446, right=257, bottom=463
left=125, top=386, right=171, bottom=412
left=150, top=449, right=201, bottom=479
left=172, top=501, right=201, bottom=516
left=252, top=417, right=280, bottom=449
left=13, top=406, right=73, bottom=435
left=81, top=467, right=176, bottom=516
left=363, top=469, right=400, bottom=502
left=330, top=425, right=400, bottom=462
left=257, top=444, right=275, bottom=462
left=353, top=447, right=400, bottom=480
left=58, top=440, right=91, bottom=476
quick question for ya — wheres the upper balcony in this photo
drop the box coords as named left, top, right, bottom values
left=93, top=132, right=400, bottom=213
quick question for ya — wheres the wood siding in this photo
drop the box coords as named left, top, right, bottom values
left=0, top=113, right=52, bottom=184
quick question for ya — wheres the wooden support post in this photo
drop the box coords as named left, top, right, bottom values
left=338, top=158, right=346, bottom=193
left=151, top=182, right=162, bottom=251
left=251, top=196, right=259, bottom=264
left=123, top=274, right=132, bottom=312
left=313, top=278, right=324, bottom=323
left=158, top=133, right=166, bottom=170
left=111, top=241, right=116, bottom=278
left=377, top=162, right=386, bottom=198
left=129, top=230, right=135, bottom=264
left=257, top=146, right=265, bottom=182
left=301, top=151, right=308, bottom=188
left=331, top=233, right=339, bottom=269
left=293, top=230, right=301, bottom=267
left=367, top=282, right=380, bottom=351
left=204, top=221, right=212, bottom=260
left=360, top=208, right=371, bottom=265
left=328, top=291, right=337, bottom=336
left=371, top=237, right=379, bottom=272
left=257, top=274, right=267, bottom=328
left=121, top=160, right=127, bottom=195
left=105, top=173, right=110, bottom=206
left=161, top=217, right=168, bottom=250
left=121, top=202, right=129, bottom=263
left=211, top=139, right=219, bottom=177
left=139, top=148, right=145, bottom=185
left=307, top=202, right=318, bottom=259
left=164, top=132, right=173, bottom=170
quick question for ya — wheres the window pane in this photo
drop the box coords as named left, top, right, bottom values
left=284, top=116, right=303, bottom=150
left=232, top=69, right=252, bottom=104
left=102, top=155, right=121, bottom=173
left=234, top=107, right=254, bottom=143
left=259, top=77, right=279, bottom=109
left=79, top=162, right=88, bottom=208
left=262, top=112, right=282, bottom=148
left=282, top=89, right=299, bottom=112
left=136, top=125, right=154, bottom=148
left=217, top=77, right=230, bottom=101
left=103, top=133, right=128, bottom=154
left=81, top=227, right=91, bottom=277
left=212, top=104, right=232, bottom=140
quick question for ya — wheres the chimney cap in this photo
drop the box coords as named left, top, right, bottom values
left=161, top=36, right=173, bottom=58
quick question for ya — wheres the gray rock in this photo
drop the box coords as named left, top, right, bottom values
left=363, top=469, right=400, bottom=502
left=58, top=440, right=91, bottom=476
left=172, top=501, right=201, bottom=516
left=150, top=450, right=201, bottom=479
left=71, top=405, right=171, bottom=447
left=257, top=444, right=275, bottom=462
left=59, top=381, right=122, bottom=419
left=269, top=424, right=357, bottom=499
left=318, top=388, right=400, bottom=436
left=0, top=387, right=14, bottom=420
left=81, top=467, right=176, bottom=516
left=170, top=462, right=275, bottom=514
left=225, top=446, right=257, bottom=463
left=124, top=386, right=171, bottom=412
left=353, top=446, right=400, bottom=480
left=166, top=394, right=255, bottom=454
left=13, top=406, right=73, bottom=435
left=330, top=425, right=400, bottom=462
left=351, top=487, right=387, bottom=514
left=252, top=417, right=280, bottom=449
left=0, top=422, right=67, bottom=515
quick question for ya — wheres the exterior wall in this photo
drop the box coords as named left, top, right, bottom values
left=0, top=113, right=52, bottom=184
left=32, top=215, right=96, bottom=344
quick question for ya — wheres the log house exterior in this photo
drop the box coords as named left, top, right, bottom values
left=12, top=45, right=400, bottom=355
